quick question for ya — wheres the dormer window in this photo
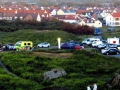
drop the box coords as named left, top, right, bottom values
left=20, top=16, right=23, bottom=20
left=14, top=16, right=17, bottom=19
left=42, top=14, right=45, bottom=17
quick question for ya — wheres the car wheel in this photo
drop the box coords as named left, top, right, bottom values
left=117, top=52, right=119, bottom=54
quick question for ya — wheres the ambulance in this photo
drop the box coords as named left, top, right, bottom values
left=14, top=41, right=33, bottom=51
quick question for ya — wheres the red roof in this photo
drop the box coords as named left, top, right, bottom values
left=112, top=13, right=120, bottom=17
left=76, top=10, right=91, bottom=14
left=59, top=15, right=79, bottom=20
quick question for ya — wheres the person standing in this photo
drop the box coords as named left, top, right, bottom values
left=87, top=85, right=91, bottom=90
left=93, top=83, right=97, bottom=90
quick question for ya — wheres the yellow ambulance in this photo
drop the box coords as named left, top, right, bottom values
left=14, top=41, right=33, bottom=51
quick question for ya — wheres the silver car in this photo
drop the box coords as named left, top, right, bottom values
left=37, top=42, right=50, bottom=48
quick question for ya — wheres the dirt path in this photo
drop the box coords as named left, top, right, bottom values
left=33, top=52, right=72, bottom=58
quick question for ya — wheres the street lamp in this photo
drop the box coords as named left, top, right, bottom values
left=58, top=38, right=61, bottom=49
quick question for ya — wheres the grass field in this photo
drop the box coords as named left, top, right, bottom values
left=0, top=27, right=120, bottom=45
left=0, top=29, right=94, bottom=46
left=0, top=28, right=120, bottom=90
left=101, top=26, right=120, bottom=39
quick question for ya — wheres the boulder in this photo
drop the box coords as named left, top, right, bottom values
left=43, top=68, right=67, bottom=80
left=106, top=72, right=120, bottom=89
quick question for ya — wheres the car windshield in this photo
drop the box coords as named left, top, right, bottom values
left=15, top=44, right=21, bottom=46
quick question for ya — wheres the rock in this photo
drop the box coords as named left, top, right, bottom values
left=43, top=68, right=67, bottom=80
left=106, top=72, right=120, bottom=89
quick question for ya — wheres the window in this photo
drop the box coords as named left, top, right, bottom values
left=14, top=16, right=17, bottom=19
left=20, top=16, right=23, bottom=20
left=24, top=43, right=26, bottom=45
left=115, top=18, right=119, bottom=21
left=115, top=22, right=119, bottom=25
left=28, top=43, right=31, bottom=45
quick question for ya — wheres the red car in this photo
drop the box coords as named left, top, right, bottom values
left=74, top=44, right=84, bottom=50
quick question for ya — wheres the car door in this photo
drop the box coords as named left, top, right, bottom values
left=109, top=49, right=117, bottom=54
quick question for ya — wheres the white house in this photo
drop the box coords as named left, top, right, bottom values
left=106, top=13, right=120, bottom=26
left=78, top=18, right=102, bottom=28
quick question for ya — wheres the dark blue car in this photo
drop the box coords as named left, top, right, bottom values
left=94, top=28, right=103, bottom=35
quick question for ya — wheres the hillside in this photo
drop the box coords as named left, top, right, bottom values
left=0, top=29, right=93, bottom=45
left=0, top=30, right=77, bottom=45
left=0, top=50, right=120, bottom=90
left=0, top=29, right=120, bottom=89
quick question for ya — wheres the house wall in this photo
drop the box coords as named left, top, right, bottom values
left=102, top=12, right=110, bottom=20
left=94, top=20, right=102, bottom=28
left=105, top=14, right=120, bottom=26
left=36, top=14, right=41, bottom=22
left=106, top=14, right=114, bottom=26
left=78, top=20, right=102, bottom=27
left=86, top=23, right=94, bottom=27
left=78, top=20, right=86, bottom=26
left=63, top=20, right=77, bottom=23
left=57, top=9, right=65, bottom=15
left=50, top=10, right=57, bottom=15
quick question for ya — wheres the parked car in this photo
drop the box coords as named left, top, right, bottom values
left=74, top=44, right=84, bottom=50
left=82, top=38, right=90, bottom=44
left=6, top=43, right=14, bottom=50
left=107, top=27, right=115, bottom=31
left=106, top=44, right=117, bottom=48
left=97, top=43, right=107, bottom=50
left=117, top=44, right=120, bottom=50
left=69, top=40, right=79, bottom=44
left=92, top=41, right=103, bottom=47
left=94, top=28, right=103, bottom=35
left=98, top=43, right=117, bottom=50
left=101, top=48, right=119, bottom=55
left=37, top=42, right=50, bottom=48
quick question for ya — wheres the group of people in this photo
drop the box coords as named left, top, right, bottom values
left=87, top=83, right=97, bottom=90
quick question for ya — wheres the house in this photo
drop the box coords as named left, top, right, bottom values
left=57, top=9, right=73, bottom=15
left=78, top=18, right=102, bottom=28
left=0, top=12, right=15, bottom=20
left=58, top=15, right=80, bottom=24
left=106, top=13, right=120, bottom=26
left=76, top=10, right=91, bottom=15
left=49, top=9, right=57, bottom=15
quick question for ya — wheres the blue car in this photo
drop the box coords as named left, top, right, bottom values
left=94, top=28, right=103, bottom=35
left=6, top=43, right=14, bottom=50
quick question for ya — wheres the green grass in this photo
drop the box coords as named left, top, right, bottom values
left=0, top=50, right=120, bottom=90
left=101, top=26, right=120, bottom=39
left=0, top=29, right=94, bottom=45
left=0, top=28, right=120, bottom=89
